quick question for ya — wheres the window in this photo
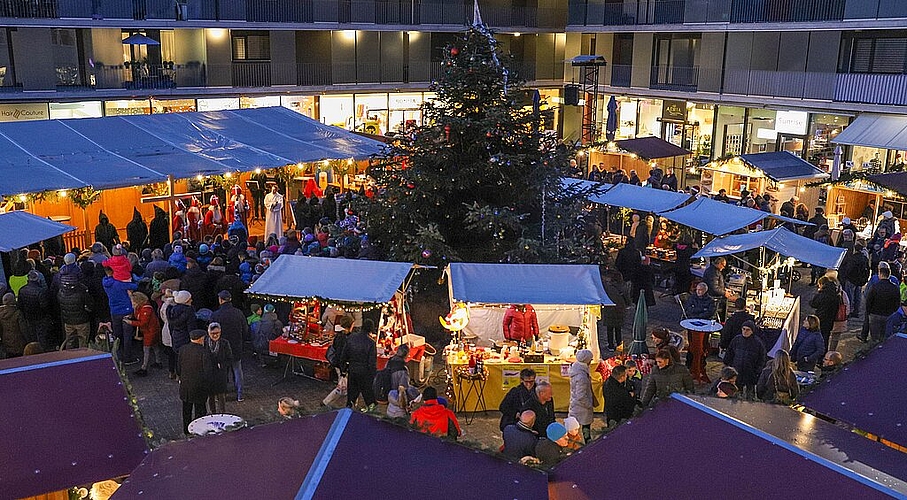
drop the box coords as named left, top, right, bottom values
left=840, top=32, right=907, bottom=74
left=232, top=32, right=270, bottom=61
left=651, top=34, right=700, bottom=89
left=431, top=33, right=459, bottom=63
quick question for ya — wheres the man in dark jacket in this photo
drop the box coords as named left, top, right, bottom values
left=809, top=277, right=841, bottom=348
left=210, top=290, right=249, bottom=402
left=603, top=365, right=637, bottom=423
left=520, top=381, right=555, bottom=436
left=685, top=282, right=716, bottom=319
left=0, top=292, right=28, bottom=357
left=18, top=271, right=51, bottom=350
left=703, top=257, right=733, bottom=320
left=126, top=208, right=148, bottom=250
left=499, top=368, right=536, bottom=431
left=720, top=298, right=754, bottom=350
left=864, top=262, right=901, bottom=343
left=340, top=318, right=378, bottom=411
left=58, top=280, right=93, bottom=349
left=723, top=320, right=766, bottom=399
left=167, top=290, right=196, bottom=355
left=94, top=212, right=120, bottom=252
left=641, top=349, right=694, bottom=406
left=840, top=241, right=870, bottom=317
left=180, top=260, right=211, bottom=310
left=178, top=329, right=215, bottom=434
left=502, top=410, right=539, bottom=460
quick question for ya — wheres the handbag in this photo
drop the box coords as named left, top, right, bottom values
left=835, top=291, right=848, bottom=322
left=773, top=377, right=793, bottom=405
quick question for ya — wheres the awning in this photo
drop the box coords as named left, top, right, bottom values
left=739, top=151, right=830, bottom=182
left=615, top=136, right=691, bottom=159
left=589, top=182, right=691, bottom=213
left=447, top=263, right=613, bottom=305
left=867, top=172, right=907, bottom=198
left=833, top=114, right=907, bottom=151
left=800, top=334, right=907, bottom=449
left=246, top=256, right=413, bottom=304
left=693, top=227, right=846, bottom=269
left=549, top=395, right=905, bottom=498
left=0, top=349, right=148, bottom=499
left=112, top=409, right=548, bottom=499
left=0, top=107, right=384, bottom=196
left=657, top=197, right=810, bottom=236
left=0, top=211, right=75, bottom=251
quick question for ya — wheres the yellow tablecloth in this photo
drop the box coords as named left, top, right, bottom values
left=448, top=357, right=604, bottom=413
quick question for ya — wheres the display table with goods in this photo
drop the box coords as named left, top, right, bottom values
left=442, top=263, right=614, bottom=414
left=755, top=289, right=800, bottom=358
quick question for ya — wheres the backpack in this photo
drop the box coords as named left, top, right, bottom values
left=893, top=310, right=907, bottom=338
left=373, top=367, right=393, bottom=403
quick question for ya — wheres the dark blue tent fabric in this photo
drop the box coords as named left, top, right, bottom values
left=0, top=211, right=75, bottom=251
left=867, top=172, right=907, bottom=198
left=246, top=256, right=413, bottom=304
left=590, top=182, right=691, bottom=213
left=694, top=227, right=846, bottom=269
left=740, top=151, right=829, bottom=182
left=615, top=136, right=691, bottom=159
left=0, top=107, right=384, bottom=196
left=800, top=334, right=907, bottom=449
left=448, top=263, right=613, bottom=305
left=658, top=197, right=810, bottom=236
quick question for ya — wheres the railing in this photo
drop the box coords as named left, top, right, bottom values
left=63, top=229, right=90, bottom=251
left=650, top=65, right=698, bottom=91
left=610, top=64, right=632, bottom=87
left=835, top=73, right=907, bottom=106
left=91, top=63, right=206, bottom=90
left=231, top=61, right=271, bottom=88
left=722, top=68, right=834, bottom=100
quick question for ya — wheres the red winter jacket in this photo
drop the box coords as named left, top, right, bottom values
left=126, top=303, right=161, bottom=347
left=503, top=305, right=539, bottom=342
left=410, top=400, right=461, bottom=438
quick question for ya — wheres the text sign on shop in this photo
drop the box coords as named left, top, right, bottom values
left=775, top=110, right=808, bottom=135
left=0, top=103, right=48, bottom=122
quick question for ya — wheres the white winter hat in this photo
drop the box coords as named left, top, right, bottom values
left=575, top=349, right=593, bottom=364
left=842, top=217, right=851, bottom=225
left=564, top=416, right=581, bottom=433
left=174, top=290, right=192, bottom=305
left=883, top=211, right=894, bottom=219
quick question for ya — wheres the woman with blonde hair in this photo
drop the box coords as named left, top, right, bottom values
left=790, top=315, right=825, bottom=372
left=756, top=350, right=800, bottom=404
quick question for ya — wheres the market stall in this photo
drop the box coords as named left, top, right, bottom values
left=699, top=151, right=828, bottom=207
left=585, top=136, right=692, bottom=188
left=694, top=227, right=846, bottom=356
left=443, top=263, right=613, bottom=413
left=824, top=171, right=907, bottom=242
left=246, top=256, right=417, bottom=375
left=657, top=196, right=810, bottom=236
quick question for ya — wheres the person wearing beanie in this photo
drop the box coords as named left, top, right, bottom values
left=168, top=245, right=187, bottom=273
left=88, top=242, right=109, bottom=265
left=18, top=270, right=52, bottom=351
left=167, top=291, right=197, bottom=358
left=102, top=244, right=133, bottom=282
left=535, top=422, right=569, bottom=464
left=178, top=328, right=215, bottom=434
left=55, top=252, right=84, bottom=289
left=604, top=364, right=638, bottom=424
left=567, top=349, right=595, bottom=441
left=195, top=243, right=213, bottom=271
left=562, top=416, right=584, bottom=450
left=0, top=292, right=28, bottom=357
left=410, top=386, right=461, bottom=440
left=723, top=320, right=766, bottom=399
left=651, top=327, right=683, bottom=364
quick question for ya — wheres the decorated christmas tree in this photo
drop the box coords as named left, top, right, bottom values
left=360, top=23, right=605, bottom=265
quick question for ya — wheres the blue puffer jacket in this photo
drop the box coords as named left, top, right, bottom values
left=789, top=328, right=825, bottom=372
left=166, top=302, right=196, bottom=350
left=102, top=277, right=138, bottom=316
left=724, top=334, right=767, bottom=386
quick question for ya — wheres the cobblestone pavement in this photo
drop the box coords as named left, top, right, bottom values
left=129, top=267, right=866, bottom=450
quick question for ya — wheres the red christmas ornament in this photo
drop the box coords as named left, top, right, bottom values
left=407, top=182, right=415, bottom=189
left=444, top=124, right=451, bottom=141
left=450, top=47, right=459, bottom=56
left=486, top=131, right=493, bottom=138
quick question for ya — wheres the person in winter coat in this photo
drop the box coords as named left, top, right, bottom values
left=499, top=368, right=537, bottom=431
left=210, top=290, right=249, bottom=402
left=340, top=318, right=378, bottom=411
left=124, top=292, right=162, bottom=377
left=809, top=277, right=841, bottom=348
left=651, top=327, right=684, bottom=364
left=757, top=350, right=800, bottom=403
left=521, top=381, right=556, bottom=436
left=789, top=315, right=826, bottom=372
left=321, top=187, right=337, bottom=223
left=205, top=322, right=234, bottom=414
left=251, top=304, right=283, bottom=362
left=632, top=256, right=657, bottom=307
left=18, top=271, right=51, bottom=350
left=641, top=349, right=694, bottom=406
left=167, top=291, right=197, bottom=361
left=0, top=292, right=28, bottom=357
left=168, top=245, right=188, bottom=273
left=623, top=359, right=644, bottom=400
left=614, top=241, right=640, bottom=291
left=720, top=298, right=754, bottom=350
left=503, top=410, right=540, bottom=460
left=567, top=349, right=595, bottom=441
left=178, top=329, right=215, bottom=434
left=502, top=304, right=539, bottom=343
left=94, top=212, right=120, bottom=252
left=58, top=280, right=92, bottom=349
left=600, top=270, right=630, bottom=353
left=864, top=262, right=901, bottom=344
left=841, top=240, right=870, bottom=316
left=603, top=365, right=637, bottom=424
left=102, top=244, right=133, bottom=282
left=685, top=282, right=717, bottom=319
left=126, top=208, right=148, bottom=250
left=102, top=266, right=139, bottom=364
left=410, top=386, right=461, bottom=440
left=148, top=206, right=170, bottom=251
left=723, top=320, right=766, bottom=399
left=180, top=260, right=210, bottom=310
left=159, top=291, right=178, bottom=379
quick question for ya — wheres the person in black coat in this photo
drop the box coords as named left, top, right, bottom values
left=210, top=290, right=249, bottom=402
left=167, top=291, right=197, bottom=354
left=603, top=365, right=637, bottom=424
left=321, top=187, right=337, bottom=223
left=181, top=261, right=212, bottom=310
left=809, top=277, right=841, bottom=348
left=148, top=206, right=170, bottom=251
left=863, top=263, right=901, bottom=343
left=58, top=280, right=93, bottom=349
left=340, top=318, right=378, bottom=411
left=205, top=323, right=234, bottom=414
left=615, top=241, right=640, bottom=289
left=520, top=381, right=556, bottom=436
left=126, top=208, right=148, bottom=251
left=499, top=368, right=537, bottom=431
left=18, top=271, right=51, bottom=350
left=685, top=282, right=716, bottom=319
left=720, top=298, right=754, bottom=350
left=178, top=329, right=215, bottom=434
left=631, top=256, right=656, bottom=307
left=723, top=320, right=766, bottom=399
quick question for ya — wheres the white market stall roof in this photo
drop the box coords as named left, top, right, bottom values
left=447, top=263, right=613, bottom=305
left=693, top=227, right=846, bottom=270
left=0, top=107, right=384, bottom=196
left=0, top=211, right=75, bottom=251
left=589, top=182, right=692, bottom=213
left=657, top=197, right=810, bottom=236
left=833, top=114, right=907, bottom=151
left=246, top=256, right=413, bottom=304
left=702, top=152, right=829, bottom=182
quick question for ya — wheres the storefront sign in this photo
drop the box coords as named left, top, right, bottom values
left=661, top=100, right=687, bottom=123
left=775, top=110, right=808, bottom=135
left=501, top=364, right=549, bottom=390
left=0, top=103, right=48, bottom=122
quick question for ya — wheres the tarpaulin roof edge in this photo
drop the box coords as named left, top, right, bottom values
left=0, top=211, right=76, bottom=252
left=447, top=263, right=613, bottom=305
left=693, top=227, right=846, bottom=269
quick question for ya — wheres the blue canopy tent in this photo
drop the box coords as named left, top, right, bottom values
left=0, top=107, right=384, bottom=196
left=740, top=151, right=830, bottom=182
left=0, top=211, right=75, bottom=252
left=589, top=182, right=691, bottom=213
left=246, top=256, right=414, bottom=304
left=657, top=197, right=811, bottom=236
left=693, top=227, right=846, bottom=269
left=446, top=263, right=612, bottom=359
left=800, top=334, right=907, bottom=451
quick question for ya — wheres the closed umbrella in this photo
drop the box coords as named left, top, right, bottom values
left=831, top=145, right=843, bottom=181
left=628, top=289, right=648, bottom=356
left=605, top=96, right=618, bottom=142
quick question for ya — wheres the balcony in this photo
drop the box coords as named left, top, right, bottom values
left=650, top=65, right=698, bottom=91
left=610, top=64, right=632, bottom=87
left=835, top=73, right=907, bottom=106
left=722, top=68, right=834, bottom=100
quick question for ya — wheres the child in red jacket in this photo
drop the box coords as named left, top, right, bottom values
left=124, top=292, right=162, bottom=377
left=102, top=244, right=133, bottom=282
left=410, top=387, right=461, bottom=440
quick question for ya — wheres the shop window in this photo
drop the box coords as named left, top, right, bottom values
left=840, top=32, right=907, bottom=74
left=232, top=31, right=270, bottom=61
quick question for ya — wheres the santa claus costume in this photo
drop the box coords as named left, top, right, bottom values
left=229, top=185, right=249, bottom=226
left=204, top=195, right=225, bottom=238
left=186, top=197, right=202, bottom=241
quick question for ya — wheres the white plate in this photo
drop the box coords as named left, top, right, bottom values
left=287, top=339, right=299, bottom=344
left=188, top=414, right=245, bottom=436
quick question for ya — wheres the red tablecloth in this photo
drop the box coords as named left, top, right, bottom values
left=269, top=337, right=389, bottom=369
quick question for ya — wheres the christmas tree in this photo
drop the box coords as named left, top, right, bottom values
left=360, top=24, right=605, bottom=265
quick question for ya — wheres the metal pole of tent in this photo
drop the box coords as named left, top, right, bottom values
left=167, top=175, right=174, bottom=243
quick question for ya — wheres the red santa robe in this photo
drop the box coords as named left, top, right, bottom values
left=203, top=195, right=225, bottom=237
left=186, top=198, right=202, bottom=241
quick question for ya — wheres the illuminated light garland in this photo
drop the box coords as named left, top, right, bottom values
left=245, top=293, right=387, bottom=312
left=756, top=256, right=797, bottom=275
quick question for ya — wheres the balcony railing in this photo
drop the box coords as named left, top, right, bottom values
left=650, top=65, right=698, bottom=91
left=722, top=68, right=834, bottom=100
left=835, top=73, right=907, bottom=106
left=610, top=64, right=632, bottom=87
